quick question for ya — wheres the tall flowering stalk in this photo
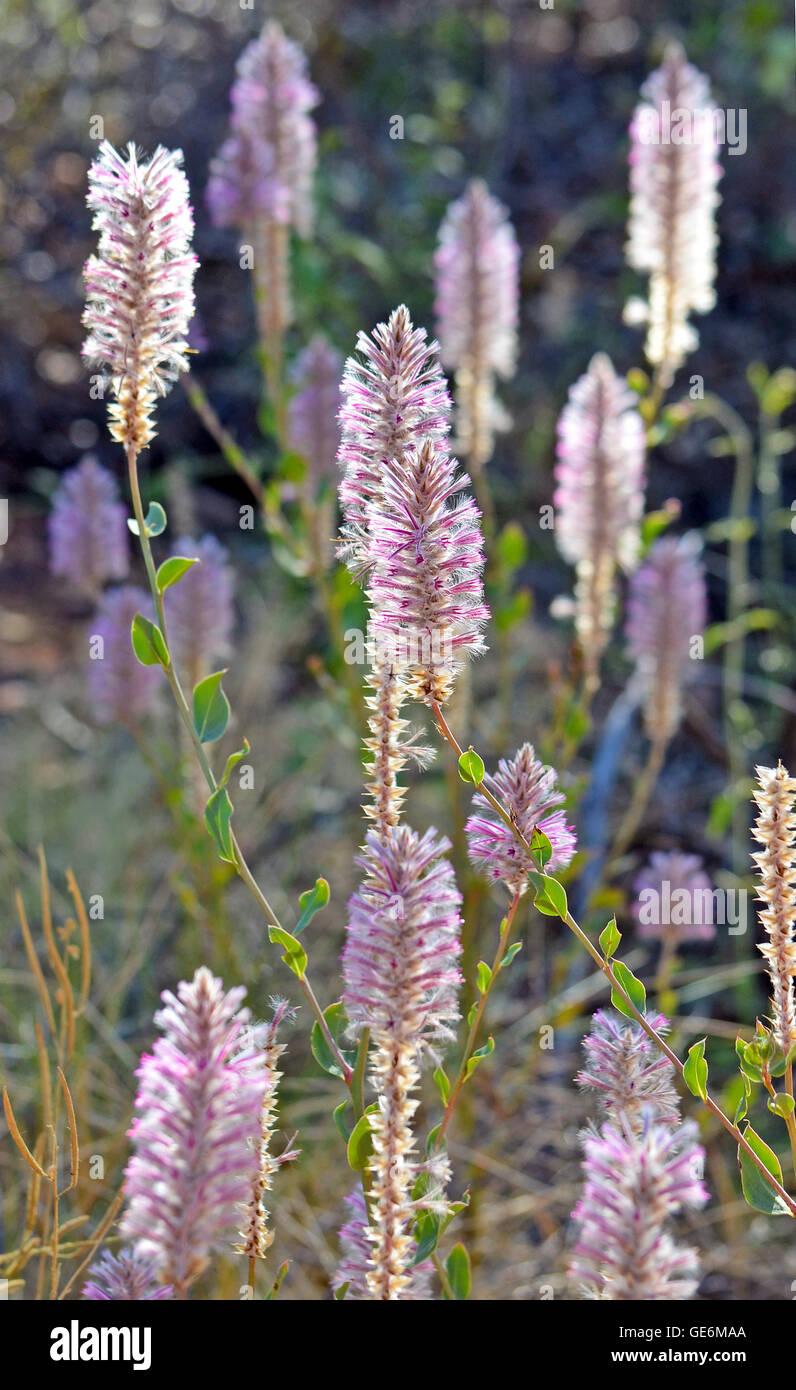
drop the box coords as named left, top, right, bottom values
left=569, top=1117, right=708, bottom=1300
left=625, top=42, right=722, bottom=391
left=207, top=21, right=319, bottom=422
left=83, top=141, right=197, bottom=454
left=287, top=336, right=342, bottom=572
left=342, top=828, right=463, bottom=1298
left=751, top=763, right=796, bottom=1058
left=82, top=1248, right=173, bottom=1301
left=633, top=851, right=716, bottom=945
left=165, top=534, right=235, bottom=690
left=121, top=968, right=267, bottom=1298
left=48, top=456, right=129, bottom=593
left=554, top=354, right=646, bottom=690
left=434, top=180, right=519, bottom=527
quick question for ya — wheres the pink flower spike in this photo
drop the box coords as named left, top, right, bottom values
left=466, top=743, right=576, bottom=895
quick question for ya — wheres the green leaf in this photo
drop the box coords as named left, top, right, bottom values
left=131, top=613, right=169, bottom=668
left=277, top=450, right=309, bottom=484
left=464, top=1036, right=494, bottom=1082
left=493, top=588, right=531, bottom=634
left=768, top=1093, right=796, bottom=1120
left=529, top=826, right=553, bottom=868
left=268, top=925, right=307, bottom=980
left=738, top=1125, right=791, bottom=1215
left=530, top=872, right=568, bottom=919
left=466, top=1002, right=478, bottom=1028
left=219, top=740, right=250, bottom=788
left=458, top=748, right=485, bottom=785
left=501, top=942, right=522, bottom=971
left=476, top=961, right=492, bottom=994
left=295, top=877, right=330, bottom=936
left=204, top=786, right=235, bottom=864
left=445, top=1243, right=471, bottom=1301
left=425, top=1123, right=443, bottom=1156
left=310, top=1002, right=357, bottom=1079
left=333, top=1100, right=353, bottom=1144
left=736, top=1036, right=764, bottom=1084
left=264, top=1261, right=290, bottom=1301
left=127, top=501, right=167, bottom=538
left=683, top=1039, right=709, bottom=1101
left=610, top=961, right=647, bottom=1019
left=347, top=1104, right=379, bottom=1171
left=440, top=1193, right=470, bottom=1235
left=495, top=521, right=527, bottom=573
left=333, top=1281, right=350, bottom=1301
left=193, top=670, right=230, bottom=743
left=734, top=1076, right=751, bottom=1126
left=411, top=1211, right=441, bottom=1266
left=156, top=555, right=198, bottom=592
left=599, top=917, right=621, bottom=960
left=433, top=1066, right=450, bottom=1105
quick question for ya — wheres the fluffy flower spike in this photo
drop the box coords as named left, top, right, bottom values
left=751, top=762, right=796, bottom=1057
left=625, top=43, right=722, bottom=385
left=48, top=456, right=129, bottom=591
left=626, top=534, right=707, bottom=744
left=434, top=179, right=520, bottom=468
left=83, top=141, right=197, bottom=452
left=82, top=1247, right=173, bottom=1301
left=633, top=851, right=716, bottom=944
left=367, top=439, right=489, bottom=706
left=207, top=20, right=318, bottom=237
left=343, top=826, right=463, bottom=1300
left=337, top=304, right=451, bottom=576
left=287, top=336, right=343, bottom=495
left=554, top=353, right=646, bottom=687
left=569, top=1117, right=708, bottom=1300
left=88, top=585, right=160, bottom=726
left=121, top=967, right=267, bottom=1297
left=577, top=1009, right=681, bottom=1133
left=466, top=743, right=576, bottom=894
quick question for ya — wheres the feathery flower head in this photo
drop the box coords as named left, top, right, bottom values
left=287, top=336, right=343, bottom=493
left=466, top=743, right=576, bottom=895
left=751, top=762, right=796, bottom=1057
left=121, top=967, right=267, bottom=1296
left=569, top=1116, right=708, bottom=1300
left=235, top=999, right=298, bottom=1265
left=633, top=850, right=716, bottom=943
left=434, top=180, right=519, bottom=467
left=625, top=43, right=722, bottom=384
left=331, top=1187, right=433, bottom=1301
left=88, top=584, right=160, bottom=726
left=577, top=1009, right=680, bottom=1133
left=337, top=305, right=451, bottom=574
left=435, top=179, right=519, bottom=380
left=48, top=456, right=129, bottom=591
left=207, top=21, right=318, bottom=236
left=343, top=825, right=463, bottom=1047
left=367, top=439, right=489, bottom=706
left=626, top=533, right=707, bottom=743
left=164, top=534, right=234, bottom=684
left=83, top=141, right=197, bottom=452
left=554, top=354, right=646, bottom=683
left=82, top=1247, right=173, bottom=1301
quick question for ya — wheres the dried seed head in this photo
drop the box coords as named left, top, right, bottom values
left=752, top=762, right=796, bottom=1056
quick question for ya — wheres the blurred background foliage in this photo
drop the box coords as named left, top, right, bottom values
left=0, top=0, right=795, bottom=1299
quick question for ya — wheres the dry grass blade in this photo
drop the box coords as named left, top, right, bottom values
left=38, top=848, right=75, bottom=1063
left=16, top=890, right=56, bottom=1036
left=56, top=1068, right=80, bottom=1195
left=3, top=1087, right=49, bottom=1179
left=66, top=867, right=92, bottom=1011
left=56, top=1187, right=125, bottom=1301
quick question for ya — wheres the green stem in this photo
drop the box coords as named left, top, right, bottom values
left=125, top=446, right=352, bottom=1086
